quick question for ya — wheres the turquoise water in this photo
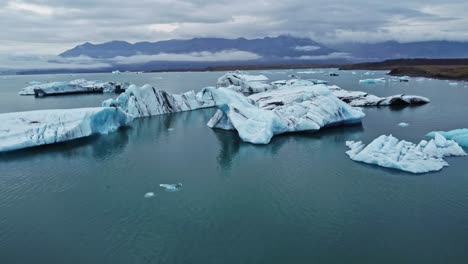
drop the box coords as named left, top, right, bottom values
left=1, top=70, right=468, bottom=263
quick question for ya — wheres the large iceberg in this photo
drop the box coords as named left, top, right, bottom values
left=427, top=129, right=468, bottom=147
left=217, top=72, right=274, bottom=93
left=102, top=84, right=215, bottom=118
left=207, top=84, right=365, bottom=144
left=0, top=107, right=133, bottom=152
left=346, top=134, right=466, bottom=173
left=19, top=79, right=130, bottom=96
left=328, top=86, right=430, bottom=107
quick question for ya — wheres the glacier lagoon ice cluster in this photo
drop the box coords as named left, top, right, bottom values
left=19, top=79, right=130, bottom=96
left=267, top=79, right=429, bottom=107
left=0, top=107, right=133, bottom=152
left=427, top=129, right=468, bottom=147
left=207, top=84, right=365, bottom=144
left=346, top=134, right=466, bottom=173
left=102, top=84, right=215, bottom=118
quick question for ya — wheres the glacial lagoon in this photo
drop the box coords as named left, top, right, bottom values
left=1, top=70, right=468, bottom=263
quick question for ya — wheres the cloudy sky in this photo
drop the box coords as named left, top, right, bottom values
left=1, top=0, right=468, bottom=68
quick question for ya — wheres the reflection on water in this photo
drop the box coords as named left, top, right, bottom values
left=0, top=127, right=130, bottom=162
left=213, top=123, right=365, bottom=173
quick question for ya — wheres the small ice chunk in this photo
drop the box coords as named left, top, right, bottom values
left=359, top=78, right=386, bottom=84
left=449, top=82, right=458, bottom=86
left=144, top=192, right=155, bottom=198
left=160, top=183, right=183, bottom=191
left=398, top=122, right=410, bottom=127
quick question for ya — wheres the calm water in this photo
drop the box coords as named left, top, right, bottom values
left=1, top=70, right=468, bottom=263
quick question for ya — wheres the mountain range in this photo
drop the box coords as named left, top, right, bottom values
left=23, top=36, right=468, bottom=73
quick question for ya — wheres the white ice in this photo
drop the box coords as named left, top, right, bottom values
left=398, top=122, right=410, bottom=127
left=207, top=84, right=365, bottom=144
left=359, top=78, right=386, bottom=84
left=102, top=84, right=215, bottom=118
left=0, top=107, right=133, bottom=152
left=346, top=134, right=466, bottom=173
left=144, top=192, right=155, bottom=198
left=427, top=129, right=468, bottom=147
left=160, top=183, right=183, bottom=191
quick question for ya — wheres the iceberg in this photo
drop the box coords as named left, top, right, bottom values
left=427, top=129, right=468, bottom=147
left=206, top=84, right=365, bottom=144
left=359, top=78, right=386, bottom=84
left=19, top=79, right=130, bottom=96
left=346, top=134, right=466, bottom=173
left=217, top=72, right=274, bottom=94
left=144, top=192, right=155, bottom=198
left=0, top=107, right=133, bottom=152
left=328, top=86, right=430, bottom=107
left=102, top=84, right=215, bottom=118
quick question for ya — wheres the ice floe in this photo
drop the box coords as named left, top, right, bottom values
left=20, top=79, right=130, bottom=96
left=427, top=129, right=468, bottom=147
left=102, top=84, right=215, bottom=118
left=217, top=71, right=273, bottom=94
left=346, top=134, right=466, bottom=173
left=359, top=78, right=386, bottom=84
left=398, top=122, right=410, bottom=127
left=0, top=107, right=133, bottom=152
left=207, top=84, right=365, bottom=144
left=144, top=192, right=155, bottom=198
left=160, top=183, right=183, bottom=191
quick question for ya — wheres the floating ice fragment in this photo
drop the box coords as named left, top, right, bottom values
left=160, top=183, right=183, bottom=191
left=359, top=78, right=386, bottom=84
left=346, top=134, right=466, bottom=173
left=398, top=122, right=410, bottom=127
left=144, top=192, right=155, bottom=198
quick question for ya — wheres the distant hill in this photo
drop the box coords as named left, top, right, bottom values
left=331, top=41, right=468, bottom=60
left=59, top=36, right=338, bottom=60
left=340, top=58, right=468, bottom=80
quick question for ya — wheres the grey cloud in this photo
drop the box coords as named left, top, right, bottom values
left=1, top=0, right=468, bottom=61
